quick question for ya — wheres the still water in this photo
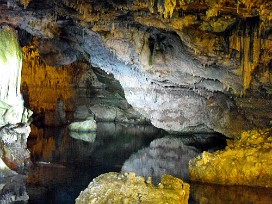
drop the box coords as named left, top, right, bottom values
left=13, top=123, right=272, bottom=203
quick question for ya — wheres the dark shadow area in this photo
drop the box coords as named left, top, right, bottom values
left=26, top=122, right=165, bottom=204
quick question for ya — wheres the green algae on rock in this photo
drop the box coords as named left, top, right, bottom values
left=76, top=172, right=190, bottom=204
left=189, top=129, right=272, bottom=187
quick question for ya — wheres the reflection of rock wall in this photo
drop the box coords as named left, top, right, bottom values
left=122, top=137, right=200, bottom=184
left=191, top=183, right=272, bottom=204
left=76, top=172, right=190, bottom=204
left=189, top=129, right=272, bottom=187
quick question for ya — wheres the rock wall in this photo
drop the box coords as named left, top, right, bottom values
left=0, top=0, right=271, bottom=137
left=0, top=25, right=31, bottom=176
left=189, top=129, right=272, bottom=187
left=21, top=45, right=147, bottom=126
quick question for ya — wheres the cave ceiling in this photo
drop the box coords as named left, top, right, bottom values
left=0, top=0, right=271, bottom=137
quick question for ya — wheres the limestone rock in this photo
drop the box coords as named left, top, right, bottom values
left=0, top=124, right=31, bottom=173
left=189, top=129, right=272, bottom=187
left=0, top=25, right=31, bottom=176
left=0, top=25, right=32, bottom=126
left=74, top=105, right=94, bottom=121
left=1, top=0, right=271, bottom=136
left=76, top=172, right=190, bottom=204
left=34, top=39, right=77, bottom=66
left=0, top=175, right=29, bottom=203
left=68, top=118, right=96, bottom=132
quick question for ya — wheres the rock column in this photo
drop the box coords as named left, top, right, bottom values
left=0, top=25, right=32, bottom=176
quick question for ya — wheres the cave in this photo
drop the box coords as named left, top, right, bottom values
left=0, top=0, right=271, bottom=203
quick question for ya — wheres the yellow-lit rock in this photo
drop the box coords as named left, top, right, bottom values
left=76, top=172, right=190, bottom=204
left=189, top=129, right=272, bottom=187
left=21, top=45, right=79, bottom=113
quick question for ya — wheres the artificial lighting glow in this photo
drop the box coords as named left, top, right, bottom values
left=0, top=26, right=25, bottom=125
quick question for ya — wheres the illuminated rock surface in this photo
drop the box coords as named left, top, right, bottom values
left=1, top=0, right=271, bottom=136
left=68, top=118, right=97, bottom=132
left=21, top=45, right=147, bottom=126
left=76, top=172, right=190, bottom=204
left=0, top=25, right=31, bottom=176
left=0, top=26, right=31, bottom=126
left=189, top=129, right=272, bottom=187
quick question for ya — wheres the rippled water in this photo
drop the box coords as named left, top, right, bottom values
left=3, top=122, right=271, bottom=204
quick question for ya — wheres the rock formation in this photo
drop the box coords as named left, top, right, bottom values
left=0, top=25, right=32, bottom=176
left=21, top=45, right=148, bottom=126
left=76, top=172, right=190, bottom=204
left=0, top=0, right=270, bottom=137
left=68, top=117, right=97, bottom=132
left=189, top=128, right=272, bottom=187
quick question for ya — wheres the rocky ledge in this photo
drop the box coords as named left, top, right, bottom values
left=189, top=129, right=272, bottom=187
left=76, top=172, right=190, bottom=204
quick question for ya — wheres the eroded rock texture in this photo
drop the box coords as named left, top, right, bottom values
left=189, top=129, right=272, bottom=187
left=0, top=25, right=31, bottom=176
left=76, top=172, right=190, bottom=204
left=0, top=0, right=271, bottom=137
left=21, top=45, right=147, bottom=126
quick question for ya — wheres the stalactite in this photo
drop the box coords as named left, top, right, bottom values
left=20, top=0, right=32, bottom=9
left=21, top=45, right=76, bottom=113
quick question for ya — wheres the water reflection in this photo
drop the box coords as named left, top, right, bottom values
left=26, top=123, right=164, bottom=203
left=122, top=137, right=200, bottom=184
left=121, top=133, right=227, bottom=184
left=0, top=175, right=28, bottom=203
left=190, top=183, right=272, bottom=204
left=69, top=131, right=96, bottom=143
left=22, top=124, right=272, bottom=204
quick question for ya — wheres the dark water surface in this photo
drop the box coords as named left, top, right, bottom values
left=26, top=123, right=164, bottom=203
left=22, top=123, right=272, bottom=204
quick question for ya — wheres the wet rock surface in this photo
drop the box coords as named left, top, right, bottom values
left=76, top=172, right=190, bottom=204
left=189, top=129, right=272, bottom=187
left=0, top=25, right=31, bottom=176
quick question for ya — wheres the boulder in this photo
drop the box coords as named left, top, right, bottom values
left=76, top=172, right=190, bottom=204
left=68, top=118, right=96, bottom=132
left=189, top=129, right=272, bottom=187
